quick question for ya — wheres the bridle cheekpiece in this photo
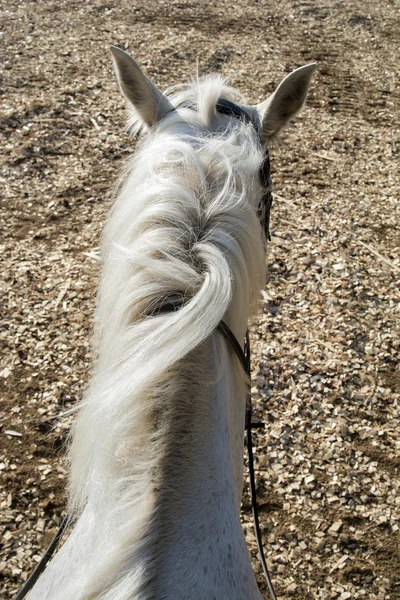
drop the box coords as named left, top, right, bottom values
left=216, top=98, right=273, bottom=241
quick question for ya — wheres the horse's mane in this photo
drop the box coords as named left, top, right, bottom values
left=67, top=75, right=266, bottom=597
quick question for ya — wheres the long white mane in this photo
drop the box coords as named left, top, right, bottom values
left=68, top=76, right=266, bottom=596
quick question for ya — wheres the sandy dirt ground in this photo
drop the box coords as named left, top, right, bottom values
left=1, top=0, right=399, bottom=598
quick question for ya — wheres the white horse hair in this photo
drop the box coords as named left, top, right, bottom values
left=28, top=48, right=315, bottom=600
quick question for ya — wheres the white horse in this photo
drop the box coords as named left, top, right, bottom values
left=27, top=48, right=315, bottom=600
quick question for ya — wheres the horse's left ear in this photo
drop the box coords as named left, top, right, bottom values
left=257, top=63, right=317, bottom=142
left=110, top=46, right=173, bottom=127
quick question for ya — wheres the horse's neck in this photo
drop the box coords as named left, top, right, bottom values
left=29, top=334, right=262, bottom=600
left=98, top=331, right=261, bottom=600
left=144, top=335, right=261, bottom=599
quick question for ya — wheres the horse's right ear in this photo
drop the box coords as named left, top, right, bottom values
left=257, top=63, right=317, bottom=142
left=110, top=46, right=173, bottom=128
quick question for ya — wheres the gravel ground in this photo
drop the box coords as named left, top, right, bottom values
left=1, top=1, right=399, bottom=599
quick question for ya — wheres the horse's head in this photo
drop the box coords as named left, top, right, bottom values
left=109, top=47, right=316, bottom=328
left=110, top=45, right=316, bottom=144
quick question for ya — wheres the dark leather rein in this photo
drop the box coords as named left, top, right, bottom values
left=218, top=321, right=278, bottom=600
left=16, top=99, right=277, bottom=600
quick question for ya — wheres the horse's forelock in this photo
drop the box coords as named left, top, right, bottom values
left=126, top=75, right=247, bottom=136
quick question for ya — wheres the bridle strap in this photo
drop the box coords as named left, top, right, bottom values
left=217, top=322, right=277, bottom=600
left=14, top=516, right=69, bottom=600
left=216, top=98, right=273, bottom=242
left=217, top=320, right=249, bottom=372
left=259, top=151, right=273, bottom=242
left=216, top=98, right=253, bottom=125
